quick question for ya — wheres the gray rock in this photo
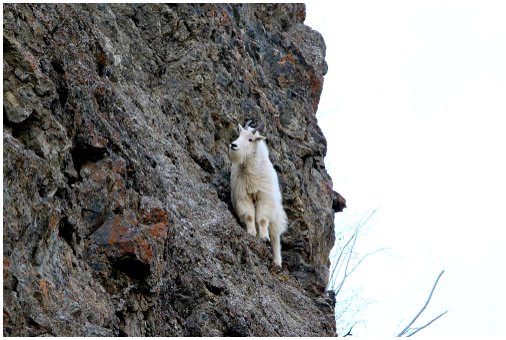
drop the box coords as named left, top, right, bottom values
left=3, top=3, right=346, bottom=337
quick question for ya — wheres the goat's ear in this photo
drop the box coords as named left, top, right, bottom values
left=253, top=135, right=266, bottom=142
left=237, top=124, right=244, bottom=133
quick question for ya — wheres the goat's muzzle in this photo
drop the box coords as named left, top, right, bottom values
left=230, top=143, right=238, bottom=151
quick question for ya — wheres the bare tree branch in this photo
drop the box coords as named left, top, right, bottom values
left=397, top=269, right=446, bottom=337
left=343, top=322, right=358, bottom=337
left=329, top=209, right=379, bottom=292
left=329, top=209, right=447, bottom=337
left=329, top=227, right=357, bottom=288
left=329, top=209, right=385, bottom=336
left=333, top=247, right=386, bottom=296
left=406, top=310, right=448, bottom=337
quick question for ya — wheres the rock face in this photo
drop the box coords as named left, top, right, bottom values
left=3, top=3, right=346, bottom=336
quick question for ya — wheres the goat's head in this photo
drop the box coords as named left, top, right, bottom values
left=229, top=120, right=266, bottom=163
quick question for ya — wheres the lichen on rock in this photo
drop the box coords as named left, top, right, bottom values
left=3, top=3, right=346, bottom=336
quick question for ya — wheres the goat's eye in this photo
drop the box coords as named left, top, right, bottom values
left=248, top=138, right=253, bottom=142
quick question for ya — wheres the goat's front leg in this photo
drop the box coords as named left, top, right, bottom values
left=236, top=197, right=256, bottom=237
left=257, top=217, right=270, bottom=241
left=255, top=196, right=272, bottom=241
left=244, top=210, right=256, bottom=236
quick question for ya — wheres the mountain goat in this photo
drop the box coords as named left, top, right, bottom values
left=229, top=120, right=288, bottom=267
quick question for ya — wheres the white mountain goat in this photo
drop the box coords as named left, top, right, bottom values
left=229, top=120, right=288, bottom=267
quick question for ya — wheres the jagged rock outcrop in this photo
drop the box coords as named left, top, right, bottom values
left=3, top=3, right=346, bottom=336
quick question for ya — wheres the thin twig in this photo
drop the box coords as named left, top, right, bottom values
left=406, top=310, right=448, bottom=337
left=397, top=270, right=445, bottom=337
left=334, top=247, right=386, bottom=296
left=329, top=230, right=356, bottom=287
left=343, top=322, right=358, bottom=337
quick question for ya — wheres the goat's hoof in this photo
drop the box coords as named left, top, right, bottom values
left=247, top=230, right=257, bottom=237
left=270, top=261, right=283, bottom=273
left=258, top=234, right=270, bottom=242
left=258, top=229, right=270, bottom=241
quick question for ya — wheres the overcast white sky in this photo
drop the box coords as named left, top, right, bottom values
left=305, top=0, right=505, bottom=337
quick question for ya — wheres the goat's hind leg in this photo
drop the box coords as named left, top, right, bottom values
left=269, top=224, right=282, bottom=267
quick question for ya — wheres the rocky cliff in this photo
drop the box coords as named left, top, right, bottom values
left=3, top=3, right=346, bottom=336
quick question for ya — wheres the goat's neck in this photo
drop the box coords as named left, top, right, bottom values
left=240, top=150, right=267, bottom=175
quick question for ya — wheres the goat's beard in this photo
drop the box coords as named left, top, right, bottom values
left=229, top=149, right=246, bottom=164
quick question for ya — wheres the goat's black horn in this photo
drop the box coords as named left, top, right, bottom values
left=252, top=122, right=264, bottom=134
left=244, top=120, right=253, bottom=129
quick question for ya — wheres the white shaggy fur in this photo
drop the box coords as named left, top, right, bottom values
left=229, top=122, right=288, bottom=267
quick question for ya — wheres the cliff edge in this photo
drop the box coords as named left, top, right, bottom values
left=3, top=4, right=346, bottom=336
